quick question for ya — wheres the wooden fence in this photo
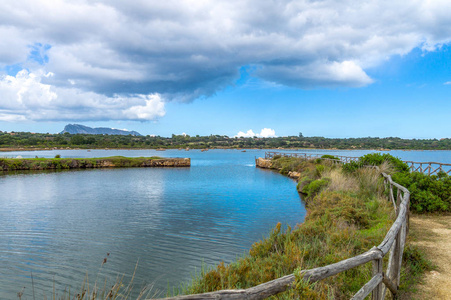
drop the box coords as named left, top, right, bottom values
left=154, top=156, right=410, bottom=300
left=265, top=151, right=451, bottom=175
left=404, top=161, right=451, bottom=175
left=264, top=151, right=360, bottom=163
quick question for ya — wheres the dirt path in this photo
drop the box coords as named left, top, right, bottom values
left=409, top=214, right=451, bottom=299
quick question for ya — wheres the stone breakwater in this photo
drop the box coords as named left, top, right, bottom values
left=255, top=157, right=300, bottom=179
left=0, top=157, right=190, bottom=171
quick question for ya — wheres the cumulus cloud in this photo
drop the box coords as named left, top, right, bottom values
left=0, top=70, right=165, bottom=121
left=236, top=128, right=277, bottom=138
left=1, top=0, right=451, bottom=121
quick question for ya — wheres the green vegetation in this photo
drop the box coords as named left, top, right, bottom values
left=392, top=171, right=451, bottom=213
left=0, top=156, right=165, bottom=171
left=339, top=153, right=451, bottom=213
left=0, top=131, right=450, bottom=150
left=180, top=157, right=395, bottom=298
left=398, top=244, right=435, bottom=298
left=341, top=153, right=409, bottom=174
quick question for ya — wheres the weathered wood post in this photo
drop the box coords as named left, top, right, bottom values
left=372, top=257, right=383, bottom=300
left=389, top=183, right=395, bottom=206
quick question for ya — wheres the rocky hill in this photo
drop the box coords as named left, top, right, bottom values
left=60, top=124, right=142, bottom=136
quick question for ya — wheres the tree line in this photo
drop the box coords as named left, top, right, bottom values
left=0, top=131, right=450, bottom=150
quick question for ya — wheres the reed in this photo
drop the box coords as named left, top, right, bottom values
left=18, top=256, right=157, bottom=300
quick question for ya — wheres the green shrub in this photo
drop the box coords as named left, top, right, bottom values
left=302, top=178, right=330, bottom=198
left=315, top=165, right=325, bottom=177
left=342, top=161, right=361, bottom=173
left=359, top=153, right=409, bottom=173
left=392, top=171, right=451, bottom=213
left=297, top=176, right=313, bottom=193
left=342, top=153, right=409, bottom=174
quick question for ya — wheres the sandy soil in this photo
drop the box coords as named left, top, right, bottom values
left=409, top=214, right=451, bottom=299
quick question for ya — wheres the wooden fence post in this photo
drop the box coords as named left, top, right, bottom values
left=372, top=258, right=383, bottom=300
left=389, top=184, right=395, bottom=207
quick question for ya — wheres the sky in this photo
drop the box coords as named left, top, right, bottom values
left=0, top=0, right=450, bottom=138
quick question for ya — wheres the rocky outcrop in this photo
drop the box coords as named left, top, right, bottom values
left=255, top=158, right=272, bottom=169
left=287, top=171, right=301, bottom=179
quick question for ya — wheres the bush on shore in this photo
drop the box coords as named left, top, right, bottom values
left=339, top=153, right=451, bottom=213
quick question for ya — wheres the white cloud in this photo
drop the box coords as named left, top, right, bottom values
left=236, top=129, right=257, bottom=138
left=444, top=81, right=451, bottom=85
left=0, top=69, right=165, bottom=121
left=124, top=94, right=166, bottom=120
left=259, top=128, right=277, bottom=138
left=235, top=128, right=276, bottom=138
left=1, top=0, right=451, bottom=121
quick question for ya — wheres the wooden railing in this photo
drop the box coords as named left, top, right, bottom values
left=265, top=151, right=360, bottom=163
left=266, top=151, right=451, bottom=175
left=155, top=156, right=410, bottom=300
left=405, top=161, right=451, bottom=175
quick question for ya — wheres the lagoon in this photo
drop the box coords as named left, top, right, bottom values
left=0, top=149, right=450, bottom=298
left=0, top=149, right=304, bottom=298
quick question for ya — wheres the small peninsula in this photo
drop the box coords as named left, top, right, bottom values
left=0, top=156, right=190, bottom=171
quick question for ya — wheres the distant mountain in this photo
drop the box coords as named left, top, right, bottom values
left=60, top=124, right=142, bottom=136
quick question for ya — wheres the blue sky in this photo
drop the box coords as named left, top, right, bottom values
left=0, top=1, right=450, bottom=138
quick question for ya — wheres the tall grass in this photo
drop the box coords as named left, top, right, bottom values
left=19, top=258, right=157, bottom=300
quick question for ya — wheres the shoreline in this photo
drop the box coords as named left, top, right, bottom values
left=1, top=147, right=448, bottom=152
left=0, top=156, right=190, bottom=171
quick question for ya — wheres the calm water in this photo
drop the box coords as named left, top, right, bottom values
left=0, top=149, right=305, bottom=299
left=0, top=149, right=450, bottom=299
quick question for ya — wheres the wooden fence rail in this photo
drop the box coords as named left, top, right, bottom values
left=265, top=151, right=451, bottom=175
left=154, top=154, right=410, bottom=300
left=404, top=160, right=451, bottom=175
left=264, top=151, right=360, bottom=163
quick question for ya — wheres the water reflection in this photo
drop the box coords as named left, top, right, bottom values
left=0, top=151, right=304, bottom=298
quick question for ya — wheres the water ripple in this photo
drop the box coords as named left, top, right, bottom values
left=0, top=150, right=305, bottom=298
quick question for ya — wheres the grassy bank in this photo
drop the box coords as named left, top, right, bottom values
left=170, top=154, right=433, bottom=299
left=0, top=156, right=190, bottom=171
left=175, top=157, right=390, bottom=298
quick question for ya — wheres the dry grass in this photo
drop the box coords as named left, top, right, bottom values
left=324, top=168, right=359, bottom=192
left=323, top=163, right=384, bottom=197
left=377, top=161, right=395, bottom=175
